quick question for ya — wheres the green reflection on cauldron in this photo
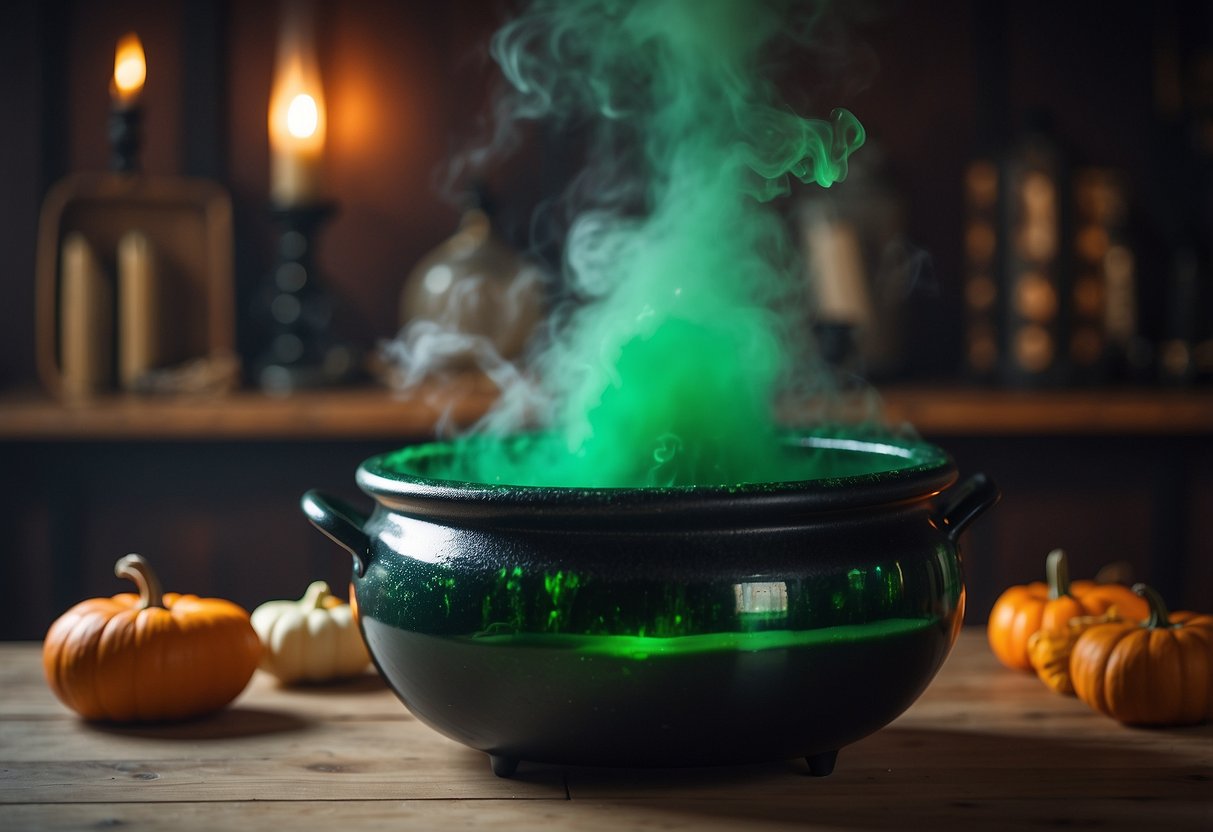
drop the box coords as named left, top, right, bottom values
left=359, top=554, right=958, bottom=642
left=460, top=616, right=936, bottom=659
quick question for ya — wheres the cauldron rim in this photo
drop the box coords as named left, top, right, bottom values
left=355, top=431, right=957, bottom=525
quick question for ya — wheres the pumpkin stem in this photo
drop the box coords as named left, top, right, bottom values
left=1133, top=583, right=1173, bottom=630
left=301, top=580, right=333, bottom=611
left=114, top=554, right=164, bottom=610
left=1046, top=549, right=1071, bottom=600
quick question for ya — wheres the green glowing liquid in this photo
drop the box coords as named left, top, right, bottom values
left=461, top=0, right=866, bottom=489
left=459, top=617, right=936, bottom=659
left=380, top=427, right=931, bottom=488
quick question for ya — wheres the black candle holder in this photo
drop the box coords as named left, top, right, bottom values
left=252, top=201, right=357, bottom=393
left=108, top=105, right=141, bottom=173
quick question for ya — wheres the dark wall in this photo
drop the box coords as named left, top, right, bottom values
left=4, top=427, right=1210, bottom=641
left=0, top=0, right=510, bottom=387
left=3, top=0, right=1207, bottom=388
left=1, top=438, right=379, bottom=641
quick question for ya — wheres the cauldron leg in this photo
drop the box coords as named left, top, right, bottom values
left=805, top=749, right=838, bottom=777
left=489, top=754, right=519, bottom=778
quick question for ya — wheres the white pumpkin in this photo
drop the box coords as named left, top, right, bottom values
left=251, top=581, right=370, bottom=684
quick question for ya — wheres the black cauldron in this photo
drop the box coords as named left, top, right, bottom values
left=303, top=431, right=998, bottom=777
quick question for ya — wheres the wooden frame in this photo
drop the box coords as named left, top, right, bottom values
left=34, top=172, right=235, bottom=398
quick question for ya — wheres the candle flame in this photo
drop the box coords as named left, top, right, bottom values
left=112, top=33, right=146, bottom=105
left=286, top=93, right=319, bottom=140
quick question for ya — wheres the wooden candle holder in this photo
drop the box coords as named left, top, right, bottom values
left=35, top=172, right=236, bottom=399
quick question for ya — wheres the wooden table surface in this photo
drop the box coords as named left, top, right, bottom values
left=2, top=632, right=1209, bottom=831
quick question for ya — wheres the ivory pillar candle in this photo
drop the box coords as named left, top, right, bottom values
left=268, top=1, right=325, bottom=206
left=118, top=230, right=159, bottom=389
left=59, top=233, right=112, bottom=397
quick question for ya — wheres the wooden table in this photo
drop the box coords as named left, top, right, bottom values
left=2, top=633, right=1209, bottom=831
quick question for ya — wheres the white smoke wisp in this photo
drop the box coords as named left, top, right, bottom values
left=377, top=251, right=549, bottom=439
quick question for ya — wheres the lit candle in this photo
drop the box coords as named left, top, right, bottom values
left=109, top=33, right=145, bottom=171
left=269, top=2, right=325, bottom=206
left=111, top=33, right=146, bottom=108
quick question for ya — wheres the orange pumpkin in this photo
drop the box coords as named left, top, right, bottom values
left=988, top=549, right=1148, bottom=671
left=1071, top=584, right=1213, bottom=727
left=43, top=554, right=261, bottom=722
left=1026, top=607, right=1121, bottom=695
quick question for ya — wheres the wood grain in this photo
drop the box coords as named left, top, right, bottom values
left=1, top=634, right=1210, bottom=832
left=0, top=384, right=497, bottom=441
left=7, top=797, right=1202, bottom=832
left=0, top=385, right=1211, bottom=441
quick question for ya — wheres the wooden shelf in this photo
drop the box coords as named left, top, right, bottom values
left=0, top=384, right=496, bottom=441
left=0, top=384, right=1210, bottom=441
left=874, top=385, right=1213, bottom=436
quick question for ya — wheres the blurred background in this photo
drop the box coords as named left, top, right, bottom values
left=1, top=0, right=1210, bottom=639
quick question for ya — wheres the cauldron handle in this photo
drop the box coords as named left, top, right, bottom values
left=935, top=473, right=1000, bottom=542
left=302, top=490, right=371, bottom=577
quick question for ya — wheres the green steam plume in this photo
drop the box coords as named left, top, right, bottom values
left=460, top=0, right=864, bottom=487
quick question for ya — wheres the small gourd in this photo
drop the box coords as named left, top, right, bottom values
left=1026, top=607, right=1121, bottom=695
left=987, top=549, right=1149, bottom=671
left=43, top=554, right=261, bottom=722
left=251, top=581, right=370, bottom=684
left=1070, top=584, right=1213, bottom=727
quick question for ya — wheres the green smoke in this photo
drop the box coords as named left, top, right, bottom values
left=463, top=0, right=864, bottom=487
